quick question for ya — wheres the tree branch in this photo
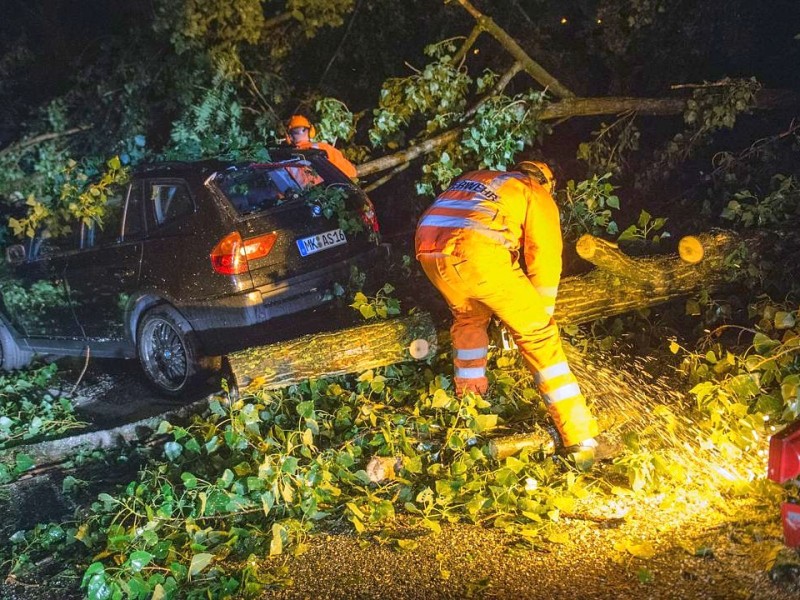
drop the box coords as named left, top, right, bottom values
left=356, top=89, right=797, bottom=178
left=450, top=0, right=575, bottom=99
left=452, top=25, right=483, bottom=66
left=463, top=61, right=523, bottom=119
left=263, top=11, right=293, bottom=30
left=0, top=126, right=92, bottom=157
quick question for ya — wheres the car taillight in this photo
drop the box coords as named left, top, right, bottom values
left=360, top=198, right=380, bottom=233
left=210, top=232, right=278, bottom=275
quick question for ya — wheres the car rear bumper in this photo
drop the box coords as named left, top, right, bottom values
left=180, top=244, right=390, bottom=354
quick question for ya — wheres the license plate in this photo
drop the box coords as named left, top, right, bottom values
left=296, top=228, right=347, bottom=256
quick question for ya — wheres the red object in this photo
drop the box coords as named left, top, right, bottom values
left=767, top=419, right=800, bottom=483
left=781, top=503, right=800, bottom=548
left=210, top=232, right=278, bottom=275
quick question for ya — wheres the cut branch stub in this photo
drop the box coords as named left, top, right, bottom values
left=575, top=234, right=661, bottom=290
left=678, top=235, right=705, bottom=264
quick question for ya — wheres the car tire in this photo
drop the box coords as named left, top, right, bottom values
left=0, top=321, right=33, bottom=371
left=136, top=305, right=201, bottom=396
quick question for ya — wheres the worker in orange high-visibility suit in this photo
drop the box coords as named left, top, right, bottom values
left=415, top=161, right=600, bottom=461
left=286, top=114, right=358, bottom=179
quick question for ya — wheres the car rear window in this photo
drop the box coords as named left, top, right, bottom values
left=216, top=162, right=325, bottom=215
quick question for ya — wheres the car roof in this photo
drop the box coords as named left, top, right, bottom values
left=133, top=147, right=329, bottom=178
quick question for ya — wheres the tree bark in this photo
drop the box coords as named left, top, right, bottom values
left=227, top=311, right=438, bottom=394
left=556, top=230, right=740, bottom=325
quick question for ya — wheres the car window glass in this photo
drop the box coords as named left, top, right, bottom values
left=217, top=162, right=324, bottom=215
left=32, top=221, right=84, bottom=258
left=123, top=182, right=144, bottom=238
left=92, top=183, right=127, bottom=246
left=151, top=182, right=192, bottom=225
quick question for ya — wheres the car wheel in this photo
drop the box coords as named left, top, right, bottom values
left=0, top=322, right=33, bottom=371
left=137, top=305, right=200, bottom=395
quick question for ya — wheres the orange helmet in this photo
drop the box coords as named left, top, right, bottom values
left=286, top=114, right=316, bottom=141
left=515, top=160, right=555, bottom=194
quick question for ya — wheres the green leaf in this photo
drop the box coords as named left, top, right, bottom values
left=359, top=304, right=376, bottom=319
left=302, top=428, right=314, bottom=447
left=473, top=414, right=497, bottom=433
left=164, top=441, right=182, bottom=461
left=85, top=572, right=112, bottom=600
left=547, top=531, right=570, bottom=544
left=81, top=562, right=105, bottom=587
left=181, top=472, right=198, bottom=490
left=128, top=551, right=154, bottom=572
left=774, top=311, right=796, bottom=330
left=189, top=553, right=214, bottom=578
left=126, top=576, right=151, bottom=598
left=15, top=453, right=34, bottom=473
left=617, top=225, right=637, bottom=242
left=431, top=389, right=450, bottom=408
left=296, top=401, right=315, bottom=419
left=269, top=524, right=284, bottom=556
left=753, top=332, right=780, bottom=354
left=626, top=540, right=656, bottom=558
left=220, top=469, right=235, bottom=487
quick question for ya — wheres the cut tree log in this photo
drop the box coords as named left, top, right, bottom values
left=227, top=310, right=438, bottom=394
left=556, top=230, right=742, bottom=325
left=226, top=230, right=754, bottom=392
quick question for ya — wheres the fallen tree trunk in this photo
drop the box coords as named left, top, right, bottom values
left=227, top=230, right=751, bottom=392
left=227, top=310, right=438, bottom=393
left=356, top=89, right=796, bottom=178
left=556, top=231, right=739, bottom=325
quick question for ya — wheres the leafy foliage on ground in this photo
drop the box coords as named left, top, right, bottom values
left=0, top=364, right=82, bottom=451
left=3, top=291, right=800, bottom=598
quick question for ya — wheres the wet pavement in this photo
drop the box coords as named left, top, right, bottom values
left=57, top=356, right=213, bottom=428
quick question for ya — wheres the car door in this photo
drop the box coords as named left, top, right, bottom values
left=65, top=180, right=145, bottom=341
left=0, top=224, right=83, bottom=339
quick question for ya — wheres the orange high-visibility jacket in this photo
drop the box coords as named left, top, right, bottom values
left=294, top=140, right=358, bottom=179
left=415, top=170, right=563, bottom=293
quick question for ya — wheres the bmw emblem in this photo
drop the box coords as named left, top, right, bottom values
left=310, top=204, right=322, bottom=217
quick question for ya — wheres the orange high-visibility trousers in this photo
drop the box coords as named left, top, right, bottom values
left=418, top=245, right=599, bottom=447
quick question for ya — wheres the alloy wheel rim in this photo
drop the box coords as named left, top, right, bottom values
left=141, top=318, right=187, bottom=391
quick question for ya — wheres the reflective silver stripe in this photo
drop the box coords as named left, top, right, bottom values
left=535, top=286, right=559, bottom=298
left=534, top=362, right=571, bottom=385
left=455, top=367, right=486, bottom=379
left=543, top=383, right=582, bottom=405
left=418, top=215, right=508, bottom=246
left=487, top=172, right=524, bottom=193
left=455, top=347, right=488, bottom=360
left=432, top=199, right=496, bottom=214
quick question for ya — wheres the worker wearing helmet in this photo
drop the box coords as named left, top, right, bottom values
left=286, top=114, right=358, bottom=179
left=415, top=160, right=600, bottom=464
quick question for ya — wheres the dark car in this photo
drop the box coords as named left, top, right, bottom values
left=0, top=147, right=385, bottom=394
